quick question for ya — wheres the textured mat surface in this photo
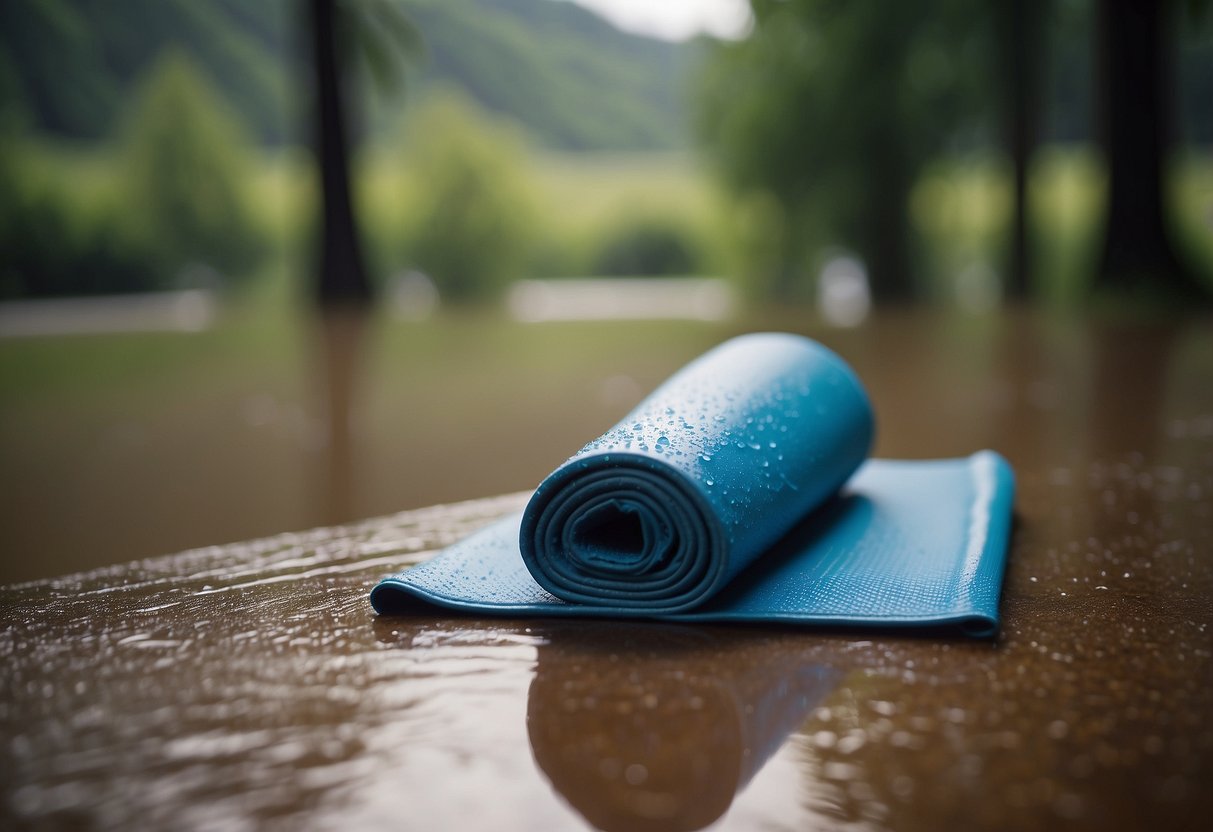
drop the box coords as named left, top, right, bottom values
left=371, top=333, right=1015, bottom=635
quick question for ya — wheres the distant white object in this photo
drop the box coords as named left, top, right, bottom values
left=387, top=270, right=440, bottom=321
left=817, top=255, right=871, bottom=328
left=0, top=289, right=217, bottom=338
left=508, top=277, right=735, bottom=322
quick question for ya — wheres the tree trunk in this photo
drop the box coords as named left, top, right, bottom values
left=860, top=153, right=914, bottom=304
left=1003, top=0, right=1043, bottom=300
left=1094, top=0, right=1209, bottom=302
left=308, top=0, right=373, bottom=306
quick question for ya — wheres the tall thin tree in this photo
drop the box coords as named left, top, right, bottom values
left=1002, top=0, right=1044, bottom=300
left=308, top=0, right=370, bottom=304
left=1094, top=0, right=1210, bottom=303
left=306, top=0, right=419, bottom=305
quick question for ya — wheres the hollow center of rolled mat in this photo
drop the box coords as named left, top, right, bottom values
left=568, top=499, right=674, bottom=576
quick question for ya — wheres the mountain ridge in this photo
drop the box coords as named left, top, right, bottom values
left=0, top=0, right=701, bottom=151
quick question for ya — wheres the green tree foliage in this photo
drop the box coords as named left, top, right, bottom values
left=398, top=0, right=694, bottom=150
left=0, top=0, right=693, bottom=152
left=401, top=90, right=536, bottom=302
left=0, top=49, right=268, bottom=299
left=696, top=0, right=993, bottom=301
left=120, top=50, right=264, bottom=281
left=0, top=0, right=291, bottom=143
left=0, top=138, right=156, bottom=298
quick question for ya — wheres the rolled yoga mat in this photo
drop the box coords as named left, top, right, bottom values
left=370, top=333, right=1015, bottom=636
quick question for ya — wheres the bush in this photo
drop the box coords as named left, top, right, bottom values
left=0, top=51, right=267, bottom=299
left=590, top=214, right=705, bottom=277
left=0, top=139, right=156, bottom=298
left=119, top=49, right=264, bottom=281
left=398, top=90, right=536, bottom=303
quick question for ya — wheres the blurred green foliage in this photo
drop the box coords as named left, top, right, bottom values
left=590, top=214, right=705, bottom=277
left=2, top=0, right=1210, bottom=305
left=0, top=139, right=156, bottom=298
left=722, top=191, right=790, bottom=302
left=121, top=50, right=264, bottom=282
left=357, top=122, right=724, bottom=289
left=394, top=0, right=695, bottom=150
left=6, top=132, right=1209, bottom=306
left=519, top=152, right=727, bottom=280
left=0, top=50, right=265, bottom=298
left=0, top=0, right=692, bottom=153
left=396, top=90, right=536, bottom=302
left=696, top=0, right=994, bottom=301
left=0, top=0, right=292, bottom=143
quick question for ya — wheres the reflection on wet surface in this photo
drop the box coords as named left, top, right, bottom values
left=525, top=624, right=836, bottom=831
left=2, top=311, right=1212, bottom=829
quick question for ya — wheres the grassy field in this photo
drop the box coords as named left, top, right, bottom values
left=358, top=143, right=1211, bottom=301
left=23, top=140, right=1213, bottom=300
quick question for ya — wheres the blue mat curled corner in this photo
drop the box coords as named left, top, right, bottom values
left=371, top=333, right=1015, bottom=636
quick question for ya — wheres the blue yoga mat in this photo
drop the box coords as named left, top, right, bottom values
left=371, top=333, right=1015, bottom=636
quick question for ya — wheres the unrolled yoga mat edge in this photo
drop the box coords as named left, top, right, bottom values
left=370, top=451, right=1015, bottom=637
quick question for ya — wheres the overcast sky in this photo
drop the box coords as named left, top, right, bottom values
left=565, top=0, right=752, bottom=41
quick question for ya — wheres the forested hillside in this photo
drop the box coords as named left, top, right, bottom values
left=0, top=0, right=698, bottom=150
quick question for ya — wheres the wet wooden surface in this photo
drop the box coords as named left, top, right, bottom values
left=3, top=311, right=1212, bottom=830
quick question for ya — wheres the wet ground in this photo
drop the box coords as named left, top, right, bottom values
left=2, top=309, right=1212, bottom=829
